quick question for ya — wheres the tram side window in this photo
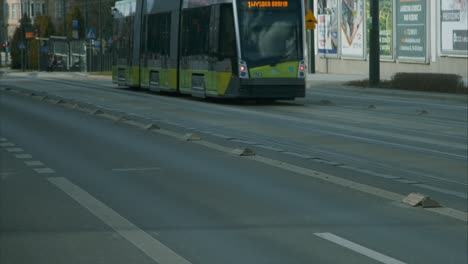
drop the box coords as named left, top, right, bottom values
left=218, top=4, right=236, bottom=59
left=147, top=12, right=171, bottom=57
left=118, top=16, right=133, bottom=59
left=182, top=7, right=211, bottom=56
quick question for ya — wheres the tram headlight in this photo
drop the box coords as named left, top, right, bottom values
left=239, top=60, right=249, bottom=79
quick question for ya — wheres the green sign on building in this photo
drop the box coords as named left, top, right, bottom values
left=396, top=0, right=427, bottom=60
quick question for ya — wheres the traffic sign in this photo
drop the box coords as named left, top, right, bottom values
left=106, top=37, right=113, bottom=47
left=305, top=10, right=318, bottom=30
left=18, top=41, right=26, bottom=50
left=86, top=28, right=96, bottom=40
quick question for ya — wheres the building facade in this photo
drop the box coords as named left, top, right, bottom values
left=3, top=0, right=47, bottom=39
left=2, top=0, right=83, bottom=40
left=312, top=0, right=468, bottom=78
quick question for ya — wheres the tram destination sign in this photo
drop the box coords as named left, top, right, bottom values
left=246, top=1, right=289, bottom=8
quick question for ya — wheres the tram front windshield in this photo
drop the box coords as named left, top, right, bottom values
left=237, top=0, right=303, bottom=67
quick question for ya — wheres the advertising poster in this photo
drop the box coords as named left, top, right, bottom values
left=396, top=0, right=427, bottom=60
left=441, top=0, right=468, bottom=54
left=341, top=0, right=365, bottom=57
left=379, top=0, right=393, bottom=57
left=318, top=0, right=339, bottom=55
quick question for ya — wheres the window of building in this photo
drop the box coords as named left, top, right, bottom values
left=35, top=3, right=42, bottom=16
left=12, top=4, right=18, bottom=19
left=22, top=3, right=30, bottom=17
left=4, top=4, right=9, bottom=20
left=56, top=1, right=63, bottom=18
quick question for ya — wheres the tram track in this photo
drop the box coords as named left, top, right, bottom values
left=2, top=75, right=466, bottom=203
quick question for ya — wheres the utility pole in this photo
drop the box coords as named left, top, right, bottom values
left=307, top=0, right=315, bottom=73
left=369, top=0, right=380, bottom=86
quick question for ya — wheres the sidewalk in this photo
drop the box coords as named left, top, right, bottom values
left=306, top=72, right=468, bottom=101
left=307, top=72, right=468, bottom=87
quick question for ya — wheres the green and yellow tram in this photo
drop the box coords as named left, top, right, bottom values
left=112, top=0, right=306, bottom=99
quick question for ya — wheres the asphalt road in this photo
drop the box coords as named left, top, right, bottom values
left=2, top=72, right=467, bottom=209
left=1, top=72, right=467, bottom=263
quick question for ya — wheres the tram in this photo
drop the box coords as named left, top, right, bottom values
left=112, top=0, right=306, bottom=99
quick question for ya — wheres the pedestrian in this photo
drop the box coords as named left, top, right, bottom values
left=48, top=53, right=57, bottom=72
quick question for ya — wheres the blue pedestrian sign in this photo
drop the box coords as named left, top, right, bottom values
left=18, top=41, right=26, bottom=50
left=86, top=28, right=96, bottom=40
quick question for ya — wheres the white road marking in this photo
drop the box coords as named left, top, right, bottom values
left=6, top=148, right=24, bottom=153
left=0, top=142, right=15, bottom=147
left=111, top=167, right=161, bottom=172
left=15, top=154, right=32, bottom=159
left=0, top=138, right=7, bottom=141
left=48, top=177, right=192, bottom=264
left=33, top=168, right=55, bottom=174
left=24, top=160, right=45, bottom=167
left=315, top=233, right=407, bottom=264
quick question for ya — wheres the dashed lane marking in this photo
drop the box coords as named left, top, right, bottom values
left=15, top=154, right=32, bottom=159
left=24, top=161, right=45, bottom=167
left=48, top=177, right=192, bottom=264
left=315, top=233, right=407, bottom=264
left=6, top=148, right=24, bottom=153
left=0, top=138, right=7, bottom=141
left=0, top=142, right=15, bottom=147
left=33, top=168, right=56, bottom=174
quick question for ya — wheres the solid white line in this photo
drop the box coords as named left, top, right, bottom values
left=24, top=160, right=45, bottom=167
left=15, top=154, right=32, bottom=159
left=33, top=168, right=55, bottom=174
left=48, top=177, right=191, bottom=264
left=6, top=148, right=24, bottom=153
left=0, top=142, right=15, bottom=147
left=315, top=233, right=407, bottom=264
left=111, top=167, right=161, bottom=172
